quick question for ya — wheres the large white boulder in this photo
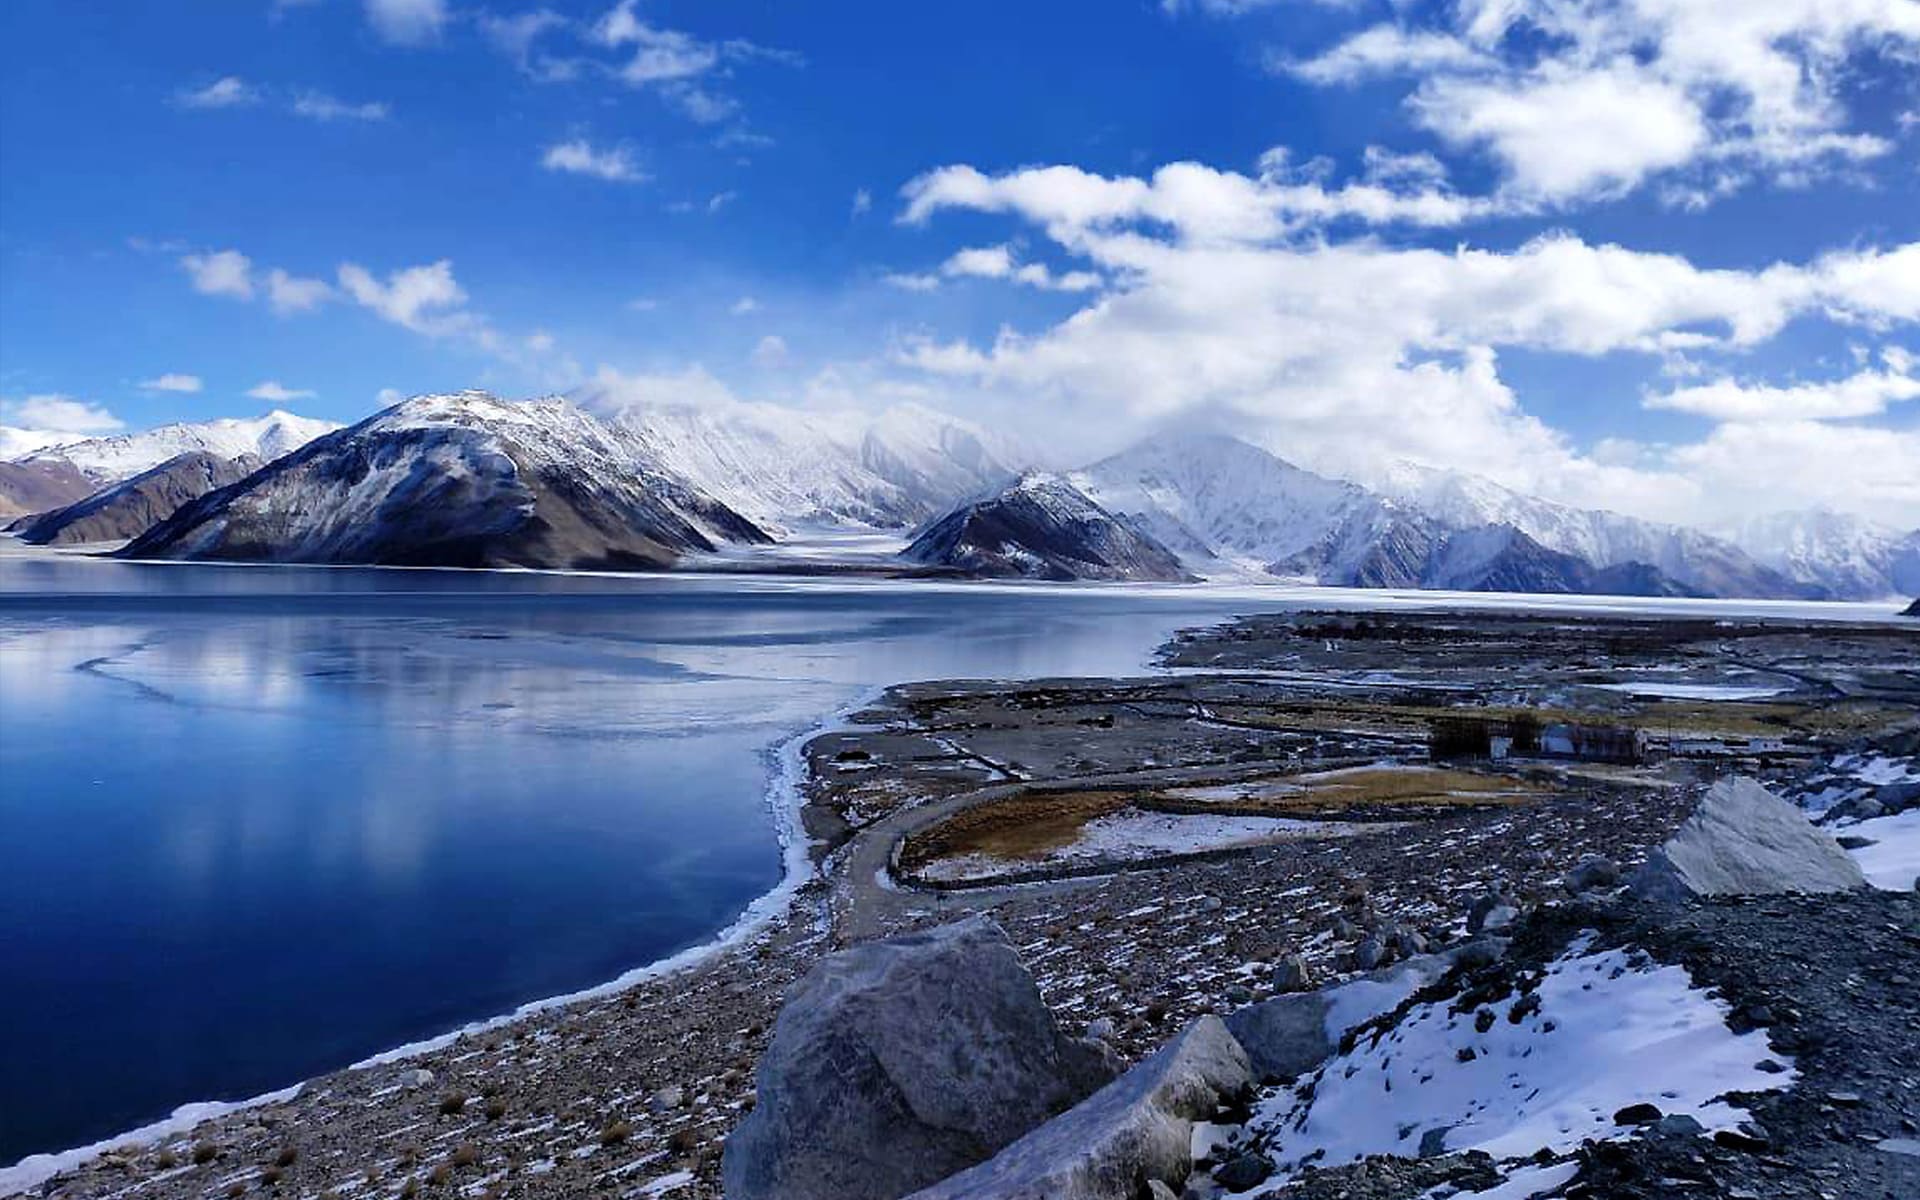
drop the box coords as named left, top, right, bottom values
left=722, top=916, right=1118, bottom=1200
left=906, top=1015, right=1252, bottom=1200
left=1631, top=776, right=1867, bottom=901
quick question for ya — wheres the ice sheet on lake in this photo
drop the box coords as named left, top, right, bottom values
left=1590, top=681, right=1787, bottom=700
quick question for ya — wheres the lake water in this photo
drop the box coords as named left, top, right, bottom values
left=0, top=556, right=1268, bottom=1164
left=1, top=553, right=1905, bottom=1165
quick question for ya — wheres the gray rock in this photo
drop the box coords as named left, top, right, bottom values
left=1352, top=938, right=1386, bottom=970
left=1466, top=892, right=1516, bottom=934
left=1225, top=952, right=1467, bottom=1084
left=399, top=1068, right=434, bottom=1090
left=724, top=916, right=1118, bottom=1200
left=1564, top=854, right=1620, bottom=893
left=1652, top=1114, right=1705, bottom=1139
left=907, top=1015, right=1250, bottom=1200
left=649, top=1085, right=685, bottom=1113
left=1213, top=1151, right=1273, bottom=1190
left=1271, top=955, right=1312, bottom=993
left=1146, top=1182, right=1180, bottom=1200
left=1478, top=904, right=1519, bottom=933
left=1630, top=776, right=1868, bottom=902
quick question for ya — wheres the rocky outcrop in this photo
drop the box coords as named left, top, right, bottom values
left=1905, top=597, right=1919, bottom=617
left=1631, top=776, right=1867, bottom=901
left=722, top=916, right=1118, bottom=1200
left=906, top=1015, right=1252, bottom=1200
left=903, top=473, right=1194, bottom=582
left=15, top=452, right=262, bottom=545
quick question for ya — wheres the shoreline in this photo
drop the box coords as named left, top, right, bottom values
left=3, top=536, right=1913, bottom=623
left=0, top=680, right=881, bottom=1197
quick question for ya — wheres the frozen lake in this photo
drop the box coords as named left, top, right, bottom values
left=0, top=551, right=1906, bottom=1164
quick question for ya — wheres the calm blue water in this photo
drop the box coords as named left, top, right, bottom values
left=0, top=555, right=1264, bottom=1163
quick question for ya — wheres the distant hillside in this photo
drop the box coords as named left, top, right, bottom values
left=904, top=473, right=1193, bottom=582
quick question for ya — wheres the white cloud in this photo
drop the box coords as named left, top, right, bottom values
left=376, top=387, right=404, bottom=407
left=0, top=394, right=125, bottom=434
left=540, top=138, right=647, bottom=183
left=730, top=296, right=760, bottom=315
left=291, top=91, right=391, bottom=122
left=625, top=297, right=661, bottom=312
left=365, top=0, right=448, bottom=46
left=900, top=244, right=1104, bottom=292
left=246, top=380, right=317, bottom=403
left=893, top=154, right=1920, bottom=527
left=851, top=188, right=873, bottom=217
left=177, top=77, right=258, bottom=110
left=1415, top=64, right=1708, bottom=202
left=1285, top=27, right=1492, bottom=84
left=336, top=259, right=472, bottom=336
left=480, top=9, right=573, bottom=77
left=138, top=373, right=203, bottom=394
left=266, top=268, right=335, bottom=315
left=751, top=334, right=791, bottom=367
left=1277, top=0, right=1920, bottom=207
left=596, top=3, right=718, bottom=83
left=180, top=249, right=255, bottom=299
left=901, top=156, right=1493, bottom=243
left=1646, top=360, right=1920, bottom=422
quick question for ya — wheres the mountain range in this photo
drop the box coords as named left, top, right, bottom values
left=4, top=393, right=1915, bottom=601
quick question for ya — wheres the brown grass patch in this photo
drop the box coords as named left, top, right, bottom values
left=900, top=790, right=1134, bottom=871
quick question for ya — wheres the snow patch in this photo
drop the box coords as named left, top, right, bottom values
left=1840, top=809, right=1920, bottom=892
left=1244, top=944, right=1790, bottom=1183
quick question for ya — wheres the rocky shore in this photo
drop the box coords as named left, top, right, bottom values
left=15, top=610, right=1918, bottom=1200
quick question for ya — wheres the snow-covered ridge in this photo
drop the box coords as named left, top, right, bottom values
left=13, top=410, right=339, bottom=484
left=576, top=383, right=1026, bottom=533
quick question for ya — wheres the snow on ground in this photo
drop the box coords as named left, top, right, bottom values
left=1841, top=809, right=1920, bottom=891
left=1236, top=942, right=1790, bottom=1192
left=1590, top=681, right=1788, bottom=701
left=1419, top=1161, right=1580, bottom=1200
left=1839, top=754, right=1920, bottom=786
left=917, top=810, right=1376, bottom=883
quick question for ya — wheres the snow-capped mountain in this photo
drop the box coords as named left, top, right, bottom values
left=904, top=472, right=1192, bottom=581
left=123, top=393, right=766, bottom=570
left=1376, top=461, right=1813, bottom=600
left=577, top=386, right=1025, bottom=533
left=14, top=410, right=338, bottom=485
left=1069, top=432, right=1410, bottom=579
left=13, top=451, right=263, bottom=546
left=1718, top=509, right=1920, bottom=601
left=1069, top=433, right=1705, bottom=595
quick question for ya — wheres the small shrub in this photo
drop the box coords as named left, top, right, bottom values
left=451, top=1143, right=479, bottom=1169
left=667, top=1129, right=696, bottom=1156
left=600, top=1120, right=631, bottom=1147
left=260, top=1166, right=281, bottom=1186
left=438, top=1091, right=467, bottom=1116
left=192, top=1142, right=219, bottom=1165
left=154, top=1147, right=178, bottom=1170
left=428, top=1162, right=451, bottom=1185
left=484, top=1098, right=507, bottom=1122
left=274, top=1146, right=297, bottom=1168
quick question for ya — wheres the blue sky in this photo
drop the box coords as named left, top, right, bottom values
left=2, top=0, right=1917, bottom=527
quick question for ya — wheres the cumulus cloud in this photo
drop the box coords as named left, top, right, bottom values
left=0, top=394, right=125, bottom=434
left=180, top=249, right=255, bottom=299
left=892, top=155, right=1920, bottom=527
left=1646, top=359, right=1920, bottom=422
left=540, top=139, right=647, bottom=183
left=1276, top=0, right=1920, bottom=206
left=138, top=373, right=203, bottom=394
left=890, top=244, right=1102, bottom=292
left=365, top=0, right=448, bottom=46
left=336, top=259, right=472, bottom=336
left=176, top=77, right=258, bottom=110
left=246, top=380, right=316, bottom=403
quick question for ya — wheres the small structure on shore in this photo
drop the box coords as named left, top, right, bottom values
left=1430, top=714, right=1644, bottom=765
